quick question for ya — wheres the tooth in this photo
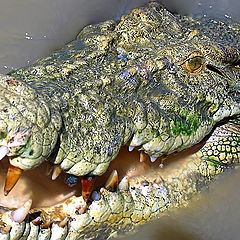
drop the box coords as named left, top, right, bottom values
left=128, top=145, right=134, bottom=152
left=0, top=146, right=9, bottom=160
left=10, top=199, right=32, bottom=223
left=41, top=220, right=52, bottom=229
left=150, top=156, right=157, bottom=162
left=139, top=151, right=148, bottom=162
left=91, top=191, right=101, bottom=201
left=75, top=204, right=87, bottom=215
left=32, top=216, right=42, bottom=225
left=155, top=176, right=163, bottom=184
left=159, top=163, right=164, bottom=168
left=65, top=173, right=79, bottom=187
left=118, top=176, right=129, bottom=191
left=1, top=224, right=11, bottom=234
left=51, top=165, right=62, bottom=180
left=81, top=176, right=95, bottom=201
left=4, top=164, right=23, bottom=196
left=105, top=170, right=118, bottom=191
left=58, top=217, right=68, bottom=228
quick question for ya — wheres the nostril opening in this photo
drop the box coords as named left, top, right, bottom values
left=206, top=64, right=224, bottom=76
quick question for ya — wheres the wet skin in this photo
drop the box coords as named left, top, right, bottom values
left=0, top=2, right=240, bottom=239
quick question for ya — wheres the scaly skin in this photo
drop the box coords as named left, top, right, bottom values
left=0, top=2, right=240, bottom=239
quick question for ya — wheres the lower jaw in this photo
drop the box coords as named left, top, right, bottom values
left=0, top=140, right=222, bottom=239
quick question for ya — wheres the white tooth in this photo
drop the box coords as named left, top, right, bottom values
left=128, top=146, right=134, bottom=152
left=118, top=176, right=129, bottom=191
left=150, top=156, right=157, bottom=162
left=11, top=199, right=32, bottom=223
left=52, top=165, right=62, bottom=180
left=159, top=163, right=164, bottom=168
left=0, top=146, right=9, bottom=160
left=91, top=191, right=101, bottom=201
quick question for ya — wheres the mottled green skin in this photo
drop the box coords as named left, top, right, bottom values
left=0, top=2, right=240, bottom=240
left=2, top=2, right=240, bottom=176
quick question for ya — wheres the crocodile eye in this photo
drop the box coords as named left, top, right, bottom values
left=183, top=56, right=204, bottom=74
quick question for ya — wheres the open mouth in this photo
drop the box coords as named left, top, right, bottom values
left=0, top=1, right=240, bottom=239
left=0, top=142, right=203, bottom=209
left=0, top=137, right=209, bottom=239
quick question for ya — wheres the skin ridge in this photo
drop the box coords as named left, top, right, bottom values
left=7, top=2, right=240, bottom=175
left=0, top=2, right=239, bottom=239
left=0, top=120, right=239, bottom=239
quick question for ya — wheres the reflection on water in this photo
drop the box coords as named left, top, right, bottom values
left=0, top=0, right=239, bottom=239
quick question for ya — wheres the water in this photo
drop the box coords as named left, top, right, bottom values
left=0, top=0, right=239, bottom=74
left=0, top=0, right=239, bottom=239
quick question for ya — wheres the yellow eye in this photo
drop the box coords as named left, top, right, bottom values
left=182, top=56, right=204, bottom=74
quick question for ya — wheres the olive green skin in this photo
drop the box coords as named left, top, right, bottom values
left=0, top=2, right=240, bottom=240
left=0, top=2, right=238, bottom=176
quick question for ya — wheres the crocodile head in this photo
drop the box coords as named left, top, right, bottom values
left=0, top=2, right=240, bottom=239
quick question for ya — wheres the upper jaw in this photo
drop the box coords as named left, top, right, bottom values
left=0, top=74, right=61, bottom=171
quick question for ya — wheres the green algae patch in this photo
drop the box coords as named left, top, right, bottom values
left=206, top=157, right=229, bottom=167
left=172, top=112, right=200, bottom=136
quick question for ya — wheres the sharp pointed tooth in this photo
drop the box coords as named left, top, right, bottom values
left=81, top=176, right=95, bottom=201
left=65, top=173, right=79, bottom=187
left=159, top=163, right=164, bottom=168
left=51, top=165, right=62, bottom=180
left=4, top=164, right=23, bottom=196
left=118, top=176, right=129, bottom=191
left=139, top=151, right=148, bottom=162
left=10, top=199, right=32, bottom=223
left=105, top=170, right=118, bottom=191
left=58, top=217, right=69, bottom=228
left=150, top=156, right=157, bottom=162
left=0, top=146, right=9, bottom=160
left=128, top=145, right=134, bottom=152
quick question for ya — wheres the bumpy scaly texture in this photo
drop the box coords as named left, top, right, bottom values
left=0, top=121, right=239, bottom=239
left=5, top=2, right=240, bottom=175
left=0, top=2, right=240, bottom=239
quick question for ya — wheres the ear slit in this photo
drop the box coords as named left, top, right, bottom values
left=206, top=64, right=224, bottom=76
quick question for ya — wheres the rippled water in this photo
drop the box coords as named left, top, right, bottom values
left=0, top=0, right=239, bottom=239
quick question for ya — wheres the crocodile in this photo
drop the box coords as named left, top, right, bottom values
left=0, top=1, right=239, bottom=239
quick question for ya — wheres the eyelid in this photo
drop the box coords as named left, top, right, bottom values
left=181, top=55, right=204, bottom=74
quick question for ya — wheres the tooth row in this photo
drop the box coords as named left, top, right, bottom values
left=1, top=145, right=158, bottom=197
left=128, top=145, right=159, bottom=163
left=0, top=169, right=152, bottom=240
